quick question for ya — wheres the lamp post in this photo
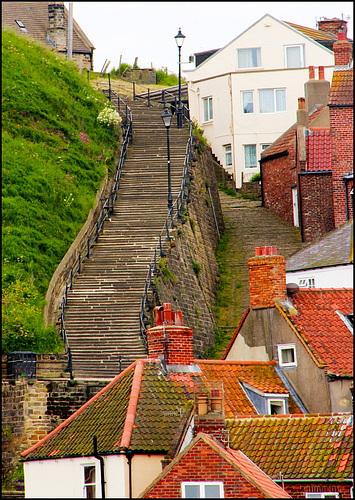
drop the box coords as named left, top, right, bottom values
left=174, top=28, right=186, bottom=129
left=161, top=107, right=174, bottom=224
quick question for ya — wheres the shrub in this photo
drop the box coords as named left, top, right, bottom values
left=250, top=172, right=261, bottom=182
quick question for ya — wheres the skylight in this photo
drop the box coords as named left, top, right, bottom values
left=15, top=20, right=27, bottom=32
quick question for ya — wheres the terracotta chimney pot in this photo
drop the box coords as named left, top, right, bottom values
left=309, top=66, right=315, bottom=80
left=318, top=66, right=325, bottom=80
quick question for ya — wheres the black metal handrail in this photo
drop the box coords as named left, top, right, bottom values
left=139, top=111, right=195, bottom=344
left=59, top=91, right=133, bottom=374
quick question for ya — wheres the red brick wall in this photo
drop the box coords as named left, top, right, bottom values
left=143, top=439, right=267, bottom=498
left=283, top=481, right=351, bottom=498
left=261, top=147, right=296, bottom=225
left=248, top=255, right=287, bottom=309
left=298, top=173, right=335, bottom=242
left=330, top=106, right=354, bottom=227
left=146, top=325, right=193, bottom=365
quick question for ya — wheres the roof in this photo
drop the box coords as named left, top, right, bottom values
left=139, top=432, right=291, bottom=498
left=1, top=2, right=94, bottom=53
left=329, top=67, right=354, bottom=106
left=286, top=220, right=353, bottom=271
left=276, top=288, right=353, bottom=377
left=306, top=128, right=332, bottom=171
left=284, top=22, right=337, bottom=41
left=21, top=358, right=303, bottom=461
left=226, top=413, right=353, bottom=481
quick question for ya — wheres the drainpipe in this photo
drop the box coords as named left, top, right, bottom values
left=125, top=450, right=134, bottom=499
left=93, top=436, right=105, bottom=499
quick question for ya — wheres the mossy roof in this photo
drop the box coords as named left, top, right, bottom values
left=226, top=413, right=353, bottom=480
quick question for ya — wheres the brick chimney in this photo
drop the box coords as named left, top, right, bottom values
left=333, top=31, right=352, bottom=67
left=305, top=66, right=330, bottom=112
left=48, top=3, right=66, bottom=52
left=317, top=18, right=348, bottom=37
left=146, top=303, right=193, bottom=365
left=248, top=247, right=287, bottom=309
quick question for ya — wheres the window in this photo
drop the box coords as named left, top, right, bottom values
left=182, top=482, right=224, bottom=498
left=242, top=91, right=254, bottom=113
left=268, top=399, right=286, bottom=415
left=306, top=493, right=339, bottom=498
left=238, top=48, right=261, bottom=68
left=259, top=89, right=286, bottom=113
left=298, top=277, right=315, bottom=288
left=277, top=344, right=297, bottom=368
left=15, top=20, right=27, bottom=32
left=202, top=97, right=213, bottom=122
left=83, top=465, right=96, bottom=498
left=224, top=144, right=232, bottom=167
left=285, top=45, right=305, bottom=68
left=244, top=145, right=257, bottom=168
left=261, top=144, right=271, bottom=151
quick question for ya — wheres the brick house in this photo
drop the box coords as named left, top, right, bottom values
left=2, top=2, right=94, bottom=71
left=223, top=246, right=353, bottom=414
left=139, top=432, right=291, bottom=498
left=225, top=413, right=353, bottom=499
left=260, top=31, right=353, bottom=243
left=21, top=304, right=304, bottom=497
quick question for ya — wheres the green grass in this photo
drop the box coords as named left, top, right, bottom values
left=2, top=29, right=120, bottom=353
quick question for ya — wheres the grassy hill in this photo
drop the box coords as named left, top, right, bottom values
left=2, top=29, right=120, bottom=353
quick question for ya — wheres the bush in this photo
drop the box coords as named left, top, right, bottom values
left=250, top=172, right=261, bottom=182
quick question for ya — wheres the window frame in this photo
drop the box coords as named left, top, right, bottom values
left=82, top=464, right=96, bottom=499
left=242, top=91, right=254, bottom=114
left=305, top=493, right=339, bottom=499
left=298, top=277, right=315, bottom=288
left=202, top=96, right=213, bottom=123
left=268, top=399, right=286, bottom=415
left=277, top=344, right=297, bottom=368
left=243, top=144, right=257, bottom=168
left=224, top=144, right=232, bottom=167
left=181, top=481, right=224, bottom=498
left=259, top=88, right=286, bottom=113
left=285, top=44, right=305, bottom=68
left=237, top=47, right=261, bottom=68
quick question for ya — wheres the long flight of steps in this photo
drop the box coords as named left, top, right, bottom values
left=64, top=100, right=190, bottom=379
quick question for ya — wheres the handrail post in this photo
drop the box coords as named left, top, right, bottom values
left=148, top=88, right=151, bottom=107
left=70, top=267, right=73, bottom=290
left=153, top=249, right=157, bottom=274
left=95, top=221, right=99, bottom=243
left=133, top=82, right=136, bottom=101
left=166, top=220, right=171, bottom=241
left=108, top=73, right=111, bottom=101
left=78, top=250, right=81, bottom=274
left=87, top=236, right=90, bottom=259
left=148, top=264, right=152, bottom=288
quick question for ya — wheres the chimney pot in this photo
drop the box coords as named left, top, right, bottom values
left=309, top=66, right=315, bottom=80
left=318, top=66, right=325, bottom=80
left=338, top=31, right=347, bottom=41
left=298, top=97, right=306, bottom=110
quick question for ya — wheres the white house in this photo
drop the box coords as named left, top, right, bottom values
left=185, top=14, right=339, bottom=188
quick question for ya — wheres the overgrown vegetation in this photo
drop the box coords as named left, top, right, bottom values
left=217, top=183, right=237, bottom=197
left=2, top=29, right=120, bottom=353
left=250, top=172, right=261, bottom=182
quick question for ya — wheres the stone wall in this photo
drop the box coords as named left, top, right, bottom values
left=148, top=144, right=225, bottom=356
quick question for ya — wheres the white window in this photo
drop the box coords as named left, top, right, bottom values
left=224, top=144, right=232, bottom=167
left=244, top=145, right=257, bottom=168
left=202, top=97, right=213, bottom=122
left=277, top=344, right=297, bottom=368
left=285, top=45, right=305, bottom=68
left=242, top=91, right=254, bottom=113
left=83, top=465, right=96, bottom=498
left=298, top=277, right=315, bottom=288
left=261, top=144, right=271, bottom=151
left=306, top=493, right=339, bottom=498
left=268, top=399, right=286, bottom=415
left=259, top=89, right=286, bottom=113
left=238, top=48, right=261, bottom=68
left=182, top=482, right=224, bottom=498
left=15, top=20, right=27, bottom=32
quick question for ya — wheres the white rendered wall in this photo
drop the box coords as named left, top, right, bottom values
left=286, top=264, right=353, bottom=289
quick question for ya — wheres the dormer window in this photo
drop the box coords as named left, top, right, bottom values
left=268, top=399, right=286, bottom=415
left=277, top=344, right=297, bottom=368
left=240, top=382, right=289, bottom=415
left=15, top=20, right=27, bottom=32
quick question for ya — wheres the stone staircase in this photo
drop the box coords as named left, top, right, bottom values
left=64, top=100, right=190, bottom=378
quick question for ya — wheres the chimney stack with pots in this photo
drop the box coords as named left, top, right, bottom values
left=248, top=247, right=287, bottom=309
left=305, top=66, right=330, bottom=112
left=333, top=30, right=352, bottom=67
left=48, top=3, right=66, bottom=52
left=317, top=18, right=348, bottom=37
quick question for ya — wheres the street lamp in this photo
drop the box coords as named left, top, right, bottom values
left=161, top=107, right=174, bottom=224
left=174, top=28, right=185, bottom=129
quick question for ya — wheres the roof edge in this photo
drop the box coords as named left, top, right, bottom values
left=222, top=307, right=251, bottom=359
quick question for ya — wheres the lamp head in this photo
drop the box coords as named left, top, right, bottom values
left=161, top=107, right=172, bottom=128
left=174, top=28, right=186, bottom=48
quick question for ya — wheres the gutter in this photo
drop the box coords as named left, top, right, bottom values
left=275, top=478, right=353, bottom=483
left=93, top=436, right=105, bottom=499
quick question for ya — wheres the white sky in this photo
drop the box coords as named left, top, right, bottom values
left=64, top=2, right=353, bottom=75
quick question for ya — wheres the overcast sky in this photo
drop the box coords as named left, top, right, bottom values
left=64, top=2, right=353, bottom=75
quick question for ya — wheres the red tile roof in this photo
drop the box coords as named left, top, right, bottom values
left=306, top=128, right=332, bottom=171
left=277, top=289, right=353, bottom=377
left=284, top=22, right=338, bottom=41
left=329, top=68, right=354, bottom=106
left=227, top=413, right=353, bottom=481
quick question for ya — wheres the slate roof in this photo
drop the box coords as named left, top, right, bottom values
left=2, top=1, right=94, bottom=53
left=306, top=128, right=332, bottom=171
left=286, top=220, right=353, bottom=271
left=329, top=68, right=354, bottom=106
left=226, top=413, right=353, bottom=481
left=276, top=288, right=353, bottom=377
left=22, top=358, right=303, bottom=461
left=140, top=432, right=291, bottom=498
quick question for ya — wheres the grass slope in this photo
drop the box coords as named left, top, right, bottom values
left=2, top=29, right=120, bottom=353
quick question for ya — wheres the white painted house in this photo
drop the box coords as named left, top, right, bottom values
left=185, top=14, right=338, bottom=188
